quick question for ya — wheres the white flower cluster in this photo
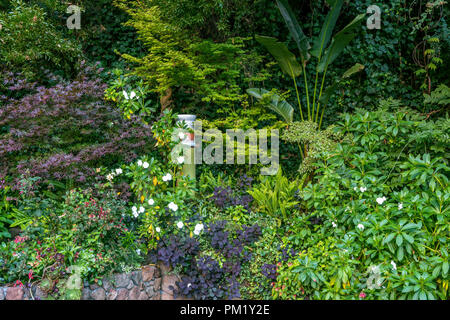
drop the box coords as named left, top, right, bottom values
left=168, top=202, right=178, bottom=212
left=162, top=173, right=172, bottom=182
left=194, top=223, right=204, bottom=235
left=106, top=168, right=123, bottom=182
left=132, top=205, right=145, bottom=218
left=354, top=186, right=367, bottom=192
left=137, top=160, right=149, bottom=168
left=123, top=90, right=138, bottom=100
left=376, top=196, right=387, bottom=205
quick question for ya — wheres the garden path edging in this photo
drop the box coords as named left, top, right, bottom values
left=0, top=262, right=186, bottom=300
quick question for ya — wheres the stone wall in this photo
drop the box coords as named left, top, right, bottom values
left=0, top=263, right=184, bottom=300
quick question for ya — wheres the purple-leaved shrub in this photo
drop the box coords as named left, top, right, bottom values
left=0, top=61, right=154, bottom=190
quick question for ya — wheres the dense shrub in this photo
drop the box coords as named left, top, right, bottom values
left=157, top=221, right=261, bottom=300
left=0, top=186, right=142, bottom=297
left=0, top=62, right=154, bottom=190
left=269, top=107, right=449, bottom=300
left=0, top=0, right=82, bottom=78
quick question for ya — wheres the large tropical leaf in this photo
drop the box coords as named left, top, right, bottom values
left=319, top=63, right=365, bottom=105
left=317, top=13, right=366, bottom=72
left=247, top=88, right=294, bottom=123
left=275, top=0, right=310, bottom=61
left=310, top=0, right=344, bottom=59
left=255, top=35, right=302, bottom=78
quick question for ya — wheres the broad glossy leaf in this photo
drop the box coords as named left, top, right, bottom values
left=318, top=13, right=366, bottom=72
left=255, top=35, right=302, bottom=78
left=247, top=88, right=294, bottom=123
left=311, top=0, right=344, bottom=58
left=319, top=63, right=364, bottom=105
left=275, top=0, right=310, bottom=61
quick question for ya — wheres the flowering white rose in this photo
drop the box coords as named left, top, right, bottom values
left=168, top=202, right=178, bottom=212
left=360, top=186, right=367, bottom=192
left=177, top=156, right=185, bottom=164
left=376, top=196, right=387, bottom=205
left=137, top=160, right=143, bottom=166
left=194, top=223, right=204, bottom=235
left=132, top=206, right=137, bottom=213
left=176, top=221, right=183, bottom=229
left=357, top=224, right=365, bottom=231
left=156, top=227, right=161, bottom=233
left=148, top=199, right=155, bottom=205
left=143, top=162, right=149, bottom=169
left=139, top=206, right=145, bottom=213
left=162, top=173, right=172, bottom=182
left=332, top=222, right=337, bottom=228
left=106, top=174, right=114, bottom=182
left=115, top=168, right=122, bottom=175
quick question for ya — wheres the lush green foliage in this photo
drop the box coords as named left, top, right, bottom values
left=0, top=0, right=448, bottom=302
left=0, top=0, right=81, bottom=78
left=269, top=107, right=449, bottom=300
left=0, top=184, right=142, bottom=298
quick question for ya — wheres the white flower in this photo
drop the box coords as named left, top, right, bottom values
left=376, top=196, right=387, bottom=205
left=155, top=227, right=161, bottom=233
left=115, top=168, right=123, bottom=175
left=178, top=132, right=185, bottom=140
left=132, top=206, right=139, bottom=218
left=143, top=162, right=149, bottom=169
left=162, top=173, right=172, bottom=182
left=194, top=223, right=204, bottom=235
left=398, top=203, right=403, bottom=210
left=137, top=160, right=143, bottom=167
left=354, top=187, right=358, bottom=191
left=136, top=249, right=141, bottom=255
left=123, top=90, right=129, bottom=100
left=360, top=186, right=367, bottom=193
left=391, top=261, right=397, bottom=270
left=177, top=156, right=185, bottom=164
left=139, top=206, right=145, bottom=213
left=168, top=202, right=178, bottom=212
left=130, top=91, right=136, bottom=99
left=187, top=283, right=192, bottom=288
left=357, top=224, right=365, bottom=231
left=176, top=221, right=183, bottom=229
left=332, top=222, right=337, bottom=228
left=106, top=174, right=114, bottom=182
left=148, top=199, right=155, bottom=206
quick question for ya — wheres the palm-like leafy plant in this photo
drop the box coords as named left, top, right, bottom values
left=248, top=0, right=366, bottom=131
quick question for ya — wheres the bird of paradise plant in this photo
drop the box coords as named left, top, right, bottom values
left=248, top=0, right=366, bottom=146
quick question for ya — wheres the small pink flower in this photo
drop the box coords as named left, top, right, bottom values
left=359, top=292, right=366, bottom=299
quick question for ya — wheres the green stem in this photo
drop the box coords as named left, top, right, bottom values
left=316, top=66, right=328, bottom=123
left=301, top=59, right=311, bottom=120
left=289, top=62, right=304, bottom=121
left=319, top=106, right=326, bottom=130
left=311, top=70, right=320, bottom=124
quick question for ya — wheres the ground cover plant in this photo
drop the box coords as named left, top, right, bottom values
left=0, top=0, right=448, bottom=301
